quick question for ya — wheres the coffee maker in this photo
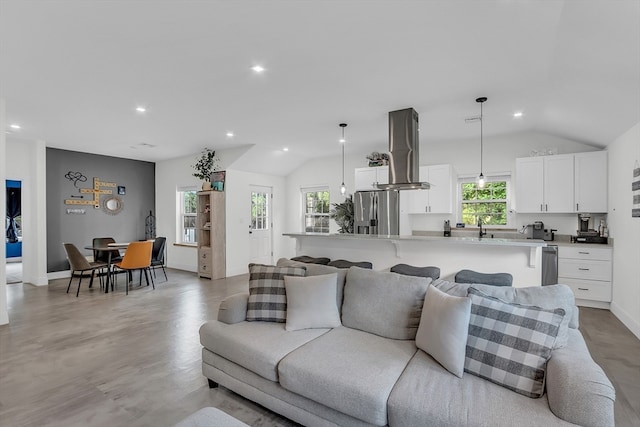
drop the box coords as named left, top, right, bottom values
left=531, top=221, right=545, bottom=240
left=578, top=214, right=593, bottom=235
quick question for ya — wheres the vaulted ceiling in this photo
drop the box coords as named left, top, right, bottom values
left=1, top=1, right=638, bottom=169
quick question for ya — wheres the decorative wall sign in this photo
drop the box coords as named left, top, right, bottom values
left=64, top=171, right=87, bottom=188
left=66, top=208, right=86, bottom=215
left=64, top=177, right=116, bottom=208
left=633, top=161, right=640, bottom=218
left=118, top=186, right=126, bottom=195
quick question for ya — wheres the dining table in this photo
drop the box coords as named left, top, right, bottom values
left=84, top=242, right=130, bottom=293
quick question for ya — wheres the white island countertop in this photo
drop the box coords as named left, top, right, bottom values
left=283, top=232, right=547, bottom=248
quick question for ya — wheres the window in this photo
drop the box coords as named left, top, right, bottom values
left=251, top=191, right=270, bottom=230
left=459, top=177, right=511, bottom=227
left=178, top=187, right=197, bottom=244
left=302, top=188, right=330, bottom=233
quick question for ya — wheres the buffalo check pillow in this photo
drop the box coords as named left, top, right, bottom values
left=465, top=287, right=566, bottom=398
left=246, top=264, right=306, bottom=323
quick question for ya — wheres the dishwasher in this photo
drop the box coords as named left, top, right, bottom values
left=541, top=245, right=558, bottom=285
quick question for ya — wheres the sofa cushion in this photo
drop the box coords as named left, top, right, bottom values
left=434, top=279, right=578, bottom=347
left=388, top=350, right=574, bottom=427
left=277, top=258, right=347, bottom=314
left=199, top=320, right=328, bottom=382
left=327, top=259, right=373, bottom=269
left=465, top=287, right=565, bottom=398
left=415, top=285, right=471, bottom=378
left=284, top=274, right=342, bottom=331
left=278, top=327, right=417, bottom=426
left=342, top=267, right=430, bottom=340
left=246, top=263, right=306, bottom=323
left=391, top=263, right=441, bottom=279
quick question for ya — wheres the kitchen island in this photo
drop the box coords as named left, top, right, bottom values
left=284, top=233, right=547, bottom=287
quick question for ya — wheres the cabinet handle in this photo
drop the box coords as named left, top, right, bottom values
left=578, top=288, right=589, bottom=291
left=425, top=206, right=428, bottom=213
left=578, top=268, right=590, bottom=271
left=545, top=204, right=548, bottom=211
left=540, top=204, right=543, bottom=212
left=578, top=251, right=590, bottom=254
left=576, top=203, right=579, bottom=211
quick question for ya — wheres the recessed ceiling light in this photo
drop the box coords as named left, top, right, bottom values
left=251, top=65, right=265, bottom=73
left=9, top=123, right=21, bottom=129
left=226, top=132, right=234, bottom=138
left=513, top=111, right=523, bottom=118
left=136, top=106, right=147, bottom=113
left=283, top=147, right=289, bottom=152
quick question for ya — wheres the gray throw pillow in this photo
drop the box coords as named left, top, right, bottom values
left=342, top=267, right=430, bottom=340
left=246, top=263, right=306, bottom=323
left=465, top=287, right=565, bottom=398
left=415, top=285, right=471, bottom=378
left=284, top=274, right=342, bottom=331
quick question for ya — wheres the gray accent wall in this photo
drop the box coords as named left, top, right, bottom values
left=47, top=148, right=155, bottom=272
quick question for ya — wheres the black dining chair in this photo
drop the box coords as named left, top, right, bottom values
left=150, top=237, right=167, bottom=281
left=63, top=243, right=108, bottom=297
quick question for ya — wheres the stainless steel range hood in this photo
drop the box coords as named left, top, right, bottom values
left=376, top=108, right=430, bottom=190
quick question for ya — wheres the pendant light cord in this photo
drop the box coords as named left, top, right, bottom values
left=480, top=101, right=483, bottom=174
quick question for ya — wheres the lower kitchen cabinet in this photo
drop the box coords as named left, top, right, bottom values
left=558, top=246, right=612, bottom=303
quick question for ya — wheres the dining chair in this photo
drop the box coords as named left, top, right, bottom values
left=150, top=237, right=167, bottom=281
left=112, top=241, right=154, bottom=295
left=63, top=243, right=108, bottom=297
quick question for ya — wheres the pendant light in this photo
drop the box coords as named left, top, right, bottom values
left=476, top=97, right=487, bottom=188
left=339, top=123, right=347, bottom=195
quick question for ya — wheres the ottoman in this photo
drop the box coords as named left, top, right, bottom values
left=174, top=407, right=249, bottom=427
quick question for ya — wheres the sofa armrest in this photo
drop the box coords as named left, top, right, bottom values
left=546, top=330, right=615, bottom=427
left=217, top=293, right=249, bottom=324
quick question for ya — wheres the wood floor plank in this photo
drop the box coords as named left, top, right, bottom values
left=1, top=270, right=638, bottom=426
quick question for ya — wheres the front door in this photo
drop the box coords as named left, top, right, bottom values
left=249, top=186, right=273, bottom=265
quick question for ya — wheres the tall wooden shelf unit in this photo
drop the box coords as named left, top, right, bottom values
left=197, top=190, right=226, bottom=279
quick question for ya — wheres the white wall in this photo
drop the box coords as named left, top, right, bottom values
left=225, top=170, right=286, bottom=277
left=607, top=122, right=640, bottom=339
left=155, top=153, right=203, bottom=272
left=155, top=151, right=288, bottom=276
left=7, top=139, right=48, bottom=285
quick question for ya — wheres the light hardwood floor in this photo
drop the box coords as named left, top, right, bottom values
left=1, top=270, right=638, bottom=427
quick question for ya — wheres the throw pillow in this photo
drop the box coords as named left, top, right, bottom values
left=465, top=287, right=566, bottom=398
left=284, top=273, right=342, bottom=331
left=246, top=264, right=306, bottom=323
left=342, top=267, right=430, bottom=340
left=415, top=285, right=471, bottom=378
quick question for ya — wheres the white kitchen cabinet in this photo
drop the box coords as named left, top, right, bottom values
left=558, top=245, right=612, bottom=303
left=516, top=154, right=574, bottom=213
left=354, top=166, right=388, bottom=191
left=407, top=164, right=452, bottom=213
left=574, top=151, right=607, bottom=213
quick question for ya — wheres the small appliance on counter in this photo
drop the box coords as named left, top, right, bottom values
left=530, top=221, right=545, bottom=240
left=444, top=220, right=451, bottom=237
left=573, top=213, right=609, bottom=244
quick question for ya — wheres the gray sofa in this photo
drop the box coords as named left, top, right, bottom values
left=199, top=259, right=615, bottom=427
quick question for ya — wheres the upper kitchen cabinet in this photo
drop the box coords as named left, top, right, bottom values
left=574, top=151, right=607, bottom=213
left=354, top=166, right=388, bottom=191
left=407, top=164, right=453, bottom=214
left=516, top=154, right=574, bottom=213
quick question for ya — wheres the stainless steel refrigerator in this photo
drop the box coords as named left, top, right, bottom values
left=353, top=190, right=400, bottom=235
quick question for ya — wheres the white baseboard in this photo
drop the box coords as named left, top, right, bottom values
left=575, top=299, right=610, bottom=310
left=610, top=301, right=640, bottom=340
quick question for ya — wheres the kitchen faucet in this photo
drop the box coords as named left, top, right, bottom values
left=478, top=218, right=487, bottom=239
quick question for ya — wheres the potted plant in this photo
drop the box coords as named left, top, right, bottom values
left=330, top=195, right=354, bottom=234
left=366, top=151, right=389, bottom=167
left=192, top=148, right=220, bottom=190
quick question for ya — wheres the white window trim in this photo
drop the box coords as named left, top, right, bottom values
left=177, top=186, right=198, bottom=245
left=457, top=172, right=513, bottom=229
left=301, top=185, right=331, bottom=234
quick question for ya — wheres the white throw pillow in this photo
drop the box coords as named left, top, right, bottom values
left=284, top=273, right=342, bottom=331
left=415, top=284, right=472, bottom=378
